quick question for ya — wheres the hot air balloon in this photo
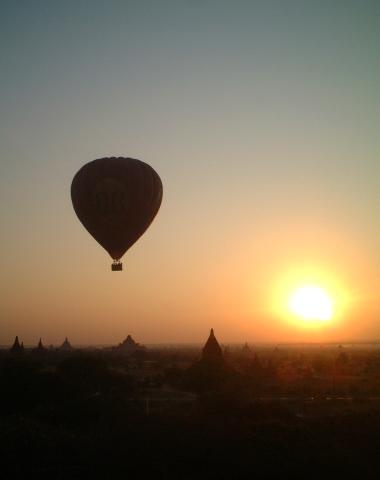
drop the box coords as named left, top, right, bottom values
left=71, top=157, right=163, bottom=271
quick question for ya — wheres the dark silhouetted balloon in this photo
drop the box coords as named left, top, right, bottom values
left=71, top=157, right=162, bottom=270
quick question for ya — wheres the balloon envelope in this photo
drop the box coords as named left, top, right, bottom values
left=71, top=157, right=163, bottom=261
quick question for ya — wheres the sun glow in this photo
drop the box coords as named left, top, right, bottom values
left=289, top=285, right=333, bottom=322
left=267, top=264, right=349, bottom=335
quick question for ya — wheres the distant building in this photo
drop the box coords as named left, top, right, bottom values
left=115, top=335, right=146, bottom=355
left=183, top=329, right=228, bottom=392
left=241, top=342, right=252, bottom=357
left=201, top=328, right=224, bottom=364
left=10, top=336, right=24, bottom=354
left=33, top=338, right=46, bottom=353
left=59, top=337, right=74, bottom=351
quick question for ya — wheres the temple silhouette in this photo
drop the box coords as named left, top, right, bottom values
left=10, top=335, right=24, bottom=354
left=201, top=328, right=224, bottom=364
left=114, top=334, right=146, bottom=355
left=59, top=337, right=73, bottom=351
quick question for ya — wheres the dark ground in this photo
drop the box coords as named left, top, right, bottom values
left=1, top=348, right=380, bottom=479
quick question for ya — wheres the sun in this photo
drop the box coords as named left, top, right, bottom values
left=288, top=285, right=333, bottom=322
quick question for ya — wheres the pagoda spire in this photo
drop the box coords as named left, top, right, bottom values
left=10, top=336, right=24, bottom=353
left=59, top=337, right=73, bottom=351
left=201, top=328, right=224, bottom=363
left=33, top=337, right=46, bottom=353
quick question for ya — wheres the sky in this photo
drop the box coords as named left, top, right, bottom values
left=1, top=0, right=379, bottom=345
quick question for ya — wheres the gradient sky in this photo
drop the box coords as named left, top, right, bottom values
left=1, top=0, right=379, bottom=345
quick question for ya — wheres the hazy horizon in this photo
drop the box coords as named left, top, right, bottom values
left=4, top=337, right=380, bottom=350
left=1, top=1, right=379, bottom=345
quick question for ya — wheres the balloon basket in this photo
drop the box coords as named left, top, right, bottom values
left=112, top=261, right=122, bottom=271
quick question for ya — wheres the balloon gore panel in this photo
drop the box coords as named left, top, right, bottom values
left=71, top=157, right=163, bottom=260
